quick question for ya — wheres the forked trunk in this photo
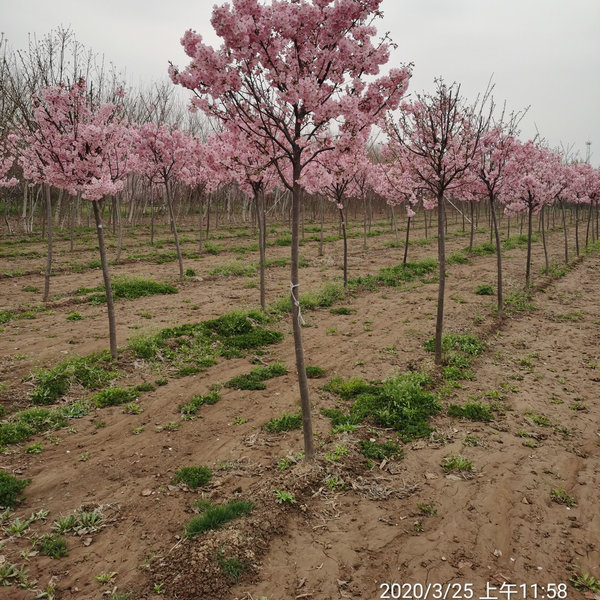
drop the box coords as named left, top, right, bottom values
left=92, top=200, right=118, bottom=359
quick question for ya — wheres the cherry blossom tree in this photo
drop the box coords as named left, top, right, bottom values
left=19, top=79, right=131, bottom=358
left=504, top=142, right=563, bottom=287
left=131, top=123, right=200, bottom=281
left=170, top=0, right=411, bottom=459
left=472, top=121, right=519, bottom=319
left=386, top=80, right=485, bottom=365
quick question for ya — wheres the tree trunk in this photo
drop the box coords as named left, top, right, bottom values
left=559, top=200, right=569, bottom=264
left=525, top=202, right=533, bottom=288
left=391, top=205, right=399, bottom=244
left=115, top=195, right=123, bottom=264
left=434, top=192, right=446, bottom=366
left=256, top=187, right=266, bottom=311
left=43, top=184, right=53, bottom=303
left=92, top=200, right=118, bottom=360
left=339, top=205, right=348, bottom=288
left=362, top=196, right=368, bottom=249
left=165, top=180, right=184, bottom=281
left=489, top=194, right=503, bottom=320
left=574, top=203, right=580, bottom=256
left=319, top=198, right=324, bottom=257
left=403, top=216, right=411, bottom=267
left=291, top=157, right=315, bottom=460
left=541, top=205, right=549, bottom=275
left=469, top=202, right=474, bottom=252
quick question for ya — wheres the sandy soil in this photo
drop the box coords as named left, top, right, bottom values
left=0, top=214, right=598, bottom=600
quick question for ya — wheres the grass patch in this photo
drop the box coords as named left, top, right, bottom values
left=209, top=263, right=257, bottom=277
left=180, top=390, right=221, bottom=417
left=349, top=258, right=438, bottom=290
left=322, top=372, right=441, bottom=441
left=224, top=363, right=286, bottom=390
left=359, top=440, right=403, bottom=460
left=329, top=306, right=354, bottom=315
left=0, top=472, right=30, bottom=508
left=305, top=365, right=326, bottom=378
left=503, top=290, right=536, bottom=315
left=447, top=402, right=494, bottom=421
left=217, top=548, right=248, bottom=582
left=37, top=534, right=68, bottom=559
left=185, top=499, right=254, bottom=537
left=424, top=332, right=485, bottom=356
left=87, top=276, right=177, bottom=304
left=171, top=466, right=212, bottom=489
left=468, top=242, right=496, bottom=256
left=263, top=412, right=302, bottom=433
left=447, top=251, right=470, bottom=265
left=441, top=454, right=473, bottom=472
left=474, top=284, right=494, bottom=295
left=93, top=387, right=138, bottom=408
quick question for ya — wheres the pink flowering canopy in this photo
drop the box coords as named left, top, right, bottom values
left=170, top=0, right=411, bottom=189
left=19, top=79, right=131, bottom=200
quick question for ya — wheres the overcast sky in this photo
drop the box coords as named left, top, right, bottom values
left=2, top=0, right=599, bottom=165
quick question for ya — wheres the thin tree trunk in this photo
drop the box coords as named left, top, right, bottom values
left=525, top=202, right=533, bottom=288
left=150, top=191, right=155, bottom=246
left=43, top=184, right=53, bottom=303
left=165, top=180, right=184, bottom=281
left=362, top=196, right=368, bottom=249
left=93, top=200, right=118, bottom=360
left=574, top=203, right=580, bottom=256
left=256, top=187, right=266, bottom=311
left=559, top=200, right=569, bottom=264
left=291, top=161, right=314, bottom=461
left=489, top=195, right=503, bottom=320
left=469, top=202, right=474, bottom=252
left=391, top=205, right=399, bottom=244
left=541, top=205, right=549, bottom=275
left=319, top=198, right=324, bottom=257
left=115, top=195, right=123, bottom=263
left=339, top=204, right=348, bottom=288
left=585, top=201, right=593, bottom=247
left=403, top=216, right=411, bottom=267
left=198, top=195, right=204, bottom=253
left=434, top=193, right=446, bottom=365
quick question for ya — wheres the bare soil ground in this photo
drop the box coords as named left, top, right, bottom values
left=0, top=215, right=598, bottom=600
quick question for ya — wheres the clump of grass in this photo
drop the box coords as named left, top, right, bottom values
left=475, top=284, right=494, bottom=296
left=570, top=570, right=600, bottom=593
left=29, top=352, right=118, bottom=404
left=88, top=276, right=177, bottom=304
left=322, top=372, right=440, bottom=441
left=184, top=499, right=254, bottom=537
left=216, top=548, right=248, bottom=582
left=441, top=454, right=473, bottom=472
left=37, top=534, right=68, bottom=559
left=424, top=332, right=485, bottom=356
left=93, top=387, right=138, bottom=408
left=330, top=307, right=354, bottom=315
left=305, top=365, right=326, bottom=378
left=171, top=466, right=212, bottom=489
left=134, top=382, right=156, bottom=393
left=180, top=390, right=221, bottom=417
left=503, top=290, right=536, bottom=315
left=224, top=363, right=286, bottom=390
left=468, top=242, right=496, bottom=256
left=210, top=263, right=257, bottom=277
left=447, top=251, right=470, bottom=265
left=263, top=412, right=303, bottom=433
left=66, top=312, right=84, bottom=321
left=447, top=402, right=494, bottom=422
left=359, top=440, right=403, bottom=460
left=551, top=488, right=577, bottom=507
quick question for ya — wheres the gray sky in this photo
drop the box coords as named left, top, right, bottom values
left=2, top=0, right=599, bottom=165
